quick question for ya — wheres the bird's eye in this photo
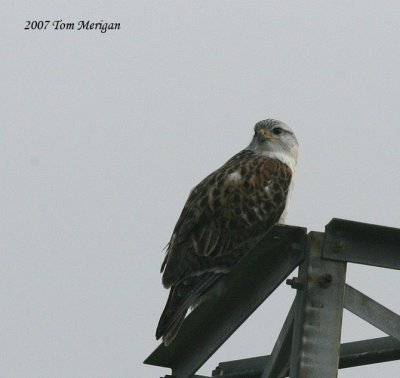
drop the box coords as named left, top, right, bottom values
left=272, top=128, right=282, bottom=135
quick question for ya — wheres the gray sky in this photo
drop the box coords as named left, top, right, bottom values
left=2, top=1, right=400, bottom=377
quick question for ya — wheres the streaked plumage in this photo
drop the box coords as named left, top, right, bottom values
left=156, top=119, right=299, bottom=345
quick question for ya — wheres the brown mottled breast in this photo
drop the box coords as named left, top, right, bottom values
left=161, top=149, right=292, bottom=288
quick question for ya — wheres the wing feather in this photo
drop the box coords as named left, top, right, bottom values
left=161, top=149, right=292, bottom=288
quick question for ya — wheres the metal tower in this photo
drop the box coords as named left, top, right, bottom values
left=144, top=218, right=400, bottom=377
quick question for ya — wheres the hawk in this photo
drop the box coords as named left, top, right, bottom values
left=156, top=119, right=299, bottom=345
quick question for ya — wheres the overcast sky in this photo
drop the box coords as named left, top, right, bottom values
left=2, top=1, right=400, bottom=377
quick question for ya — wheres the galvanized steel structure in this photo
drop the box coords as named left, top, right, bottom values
left=144, top=218, right=400, bottom=377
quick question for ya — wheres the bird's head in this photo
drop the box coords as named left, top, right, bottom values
left=248, top=119, right=299, bottom=165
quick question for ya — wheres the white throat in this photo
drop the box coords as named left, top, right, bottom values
left=261, top=150, right=297, bottom=173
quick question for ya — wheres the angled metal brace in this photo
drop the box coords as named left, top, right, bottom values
left=344, top=284, right=400, bottom=341
left=260, top=299, right=295, bottom=378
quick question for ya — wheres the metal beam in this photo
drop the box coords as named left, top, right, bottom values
left=146, top=218, right=400, bottom=378
left=211, top=336, right=400, bottom=377
left=290, top=232, right=347, bottom=378
left=322, top=218, right=400, bottom=269
left=260, top=299, right=294, bottom=378
left=212, top=356, right=269, bottom=377
left=144, top=225, right=307, bottom=378
left=344, top=284, right=400, bottom=341
left=164, top=376, right=211, bottom=378
left=338, top=336, right=400, bottom=368
left=165, top=376, right=211, bottom=378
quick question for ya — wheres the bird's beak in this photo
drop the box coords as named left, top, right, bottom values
left=258, top=129, right=279, bottom=143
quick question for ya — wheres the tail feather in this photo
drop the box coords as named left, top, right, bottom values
left=156, top=272, right=223, bottom=345
left=156, top=285, right=186, bottom=341
left=161, top=312, right=186, bottom=346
